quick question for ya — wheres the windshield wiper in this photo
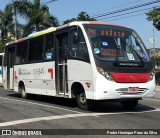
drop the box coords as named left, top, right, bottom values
left=125, top=40, right=144, bottom=66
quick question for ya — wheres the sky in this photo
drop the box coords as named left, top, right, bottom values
left=0, top=0, right=160, bottom=49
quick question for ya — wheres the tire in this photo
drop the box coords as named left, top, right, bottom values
left=121, top=100, right=138, bottom=109
left=76, top=92, right=92, bottom=110
left=19, top=85, right=27, bottom=99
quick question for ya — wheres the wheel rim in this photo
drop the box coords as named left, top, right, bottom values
left=79, top=93, right=86, bottom=105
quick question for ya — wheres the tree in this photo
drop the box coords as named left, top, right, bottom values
left=63, top=18, right=77, bottom=25
left=155, top=56, right=160, bottom=68
left=63, top=11, right=96, bottom=24
left=0, top=4, right=14, bottom=52
left=77, top=11, right=96, bottom=21
left=146, top=8, right=160, bottom=31
left=13, top=0, right=59, bottom=36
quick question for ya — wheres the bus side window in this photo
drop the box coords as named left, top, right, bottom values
left=70, top=31, right=78, bottom=57
left=16, top=41, right=28, bottom=64
left=44, top=34, right=54, bottom=60
left=70, top=29, right=89, bottom=61
left=28, top=36, right=44, bottom=62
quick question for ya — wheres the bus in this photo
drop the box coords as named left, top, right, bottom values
left=0, top=53, right=4, bottom=86
left=3, top=21, right=155, bottom=110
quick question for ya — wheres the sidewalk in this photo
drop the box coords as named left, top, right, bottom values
left=155, top=86, right=160, bottom=99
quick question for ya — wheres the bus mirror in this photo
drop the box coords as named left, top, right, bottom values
left=73, top=32, right=79, bottom=44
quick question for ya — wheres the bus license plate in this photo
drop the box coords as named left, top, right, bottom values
left=128, top=87, right=139, bottom=93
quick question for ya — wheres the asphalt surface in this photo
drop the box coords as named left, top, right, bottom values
left=0, top=86, right=160, bottom=138
left=155, top=86, right=160, bottom=99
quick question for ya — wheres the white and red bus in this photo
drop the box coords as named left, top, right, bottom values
left=3, top=21, right=155, bottom=110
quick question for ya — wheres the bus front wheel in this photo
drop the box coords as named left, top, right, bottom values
left=76, top=92, right=92, bottom=110
left=19, top=85, right=27, bottom=99
left=121, top=99, right=138, bottom=109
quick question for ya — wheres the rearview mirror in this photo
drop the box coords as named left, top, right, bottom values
left=73, top=32, right=79, bottom=44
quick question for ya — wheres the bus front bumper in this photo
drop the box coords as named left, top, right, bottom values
left=92, top=75, right=156, bottom=100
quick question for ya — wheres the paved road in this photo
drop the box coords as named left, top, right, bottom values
left=0, top=86, right=160, bottom=138
left=155, top=86, right=160, bottom=98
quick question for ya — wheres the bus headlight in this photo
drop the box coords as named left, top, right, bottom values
left=149, top=72, right=154, bottom=81
left=96, top=66, right=115, bottom=81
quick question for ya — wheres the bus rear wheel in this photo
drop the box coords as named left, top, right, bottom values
left=76, top=92, right=92, bottom=110
left=121, top=99, right=138, bottom=109
left=19, top=85, right=27, bottom=99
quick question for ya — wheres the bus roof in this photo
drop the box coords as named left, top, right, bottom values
left=6, top=27, right=56, bottom=46
left=6, top=21, right=127, bottom=46
left=71, top=21, right=124, bottom=27
left=57, top=21, right=126, bottom=30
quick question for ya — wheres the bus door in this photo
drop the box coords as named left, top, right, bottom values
left=7, top=46, right=15, bottom=90
left=55, top=32, right=68, bottom=96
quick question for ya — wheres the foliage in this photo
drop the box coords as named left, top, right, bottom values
left=151, top=56, right=160, bottom=85
left=0, top=3, right=15, bottom=52
left=77, top=11, right=96, bottom=21
left=150, top=56, right=160, bottom=67
left=0, top=41, right=4, bottom=53
left=0, top=4, right=14, bottom=42
left=155, top=72, right=160, bottom=85
left=13, top=0, right=59, bottom=36
left=63, top=11, right=96, bottom=25
left=146, top=8, right=160, bottom=31
left=63, top=18, right=77, bottom=25
left=0, top=38, right=13, bottom=53
left=155, top=56, right=160, bottom=67
left=0, top=0, right=59, bottom=49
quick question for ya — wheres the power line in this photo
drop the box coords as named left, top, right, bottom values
left=93, top=0, right=160, bottom=19
left=98, top=6, right=158, bottom=21
left=59, top=0, right=160, bottom=24
left=92, top=0, right=160, bottom=19
left=90, top=0, right=143, bottom=16
left=102, top=12, right=150, bottom=22
left=42, top=0, right=58, bottom=5
left=100, top=6, right=159, bottom=22
left=105, top=12, right=146, bottom=22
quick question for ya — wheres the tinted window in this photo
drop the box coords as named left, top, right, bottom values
left=28, top=36, right=44, bottom=62
left=3, top=47, right=8, bottom=66
left=70, top=29, right=89, bottom=61
left=44, top=34, right=54, bottom=60
left=16, top=41, right=28, bottom=64
left=0, top=55, right=2, bottom=66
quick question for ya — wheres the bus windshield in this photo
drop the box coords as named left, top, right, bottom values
left=83, top=24, right=149, bottom=65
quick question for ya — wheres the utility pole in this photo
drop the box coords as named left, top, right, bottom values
left=148, top=0, right=158, bottom=69
left=153, top=0, right=157, bottom=69
left=153, top=23, right=156, bottom=68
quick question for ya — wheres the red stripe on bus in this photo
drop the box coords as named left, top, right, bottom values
left=48, top=68, right=53, bottom=79
left=88, top=21, right=124, bottom=27
left=14, top=71, right=18, bottom=80
left=110, top=72, right=149, bottom=83
left=16, top=38, right=25, bottom=43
